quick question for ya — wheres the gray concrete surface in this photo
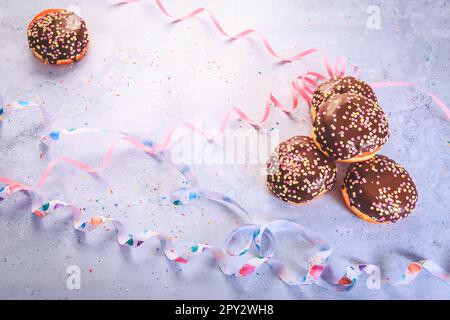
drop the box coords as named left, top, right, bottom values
left=0, top=0, right=449, bottom=299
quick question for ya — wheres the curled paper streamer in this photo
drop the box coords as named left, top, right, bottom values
left=37, top=65, right=338, bottom=152
left=393, top=260, right=450, bottom=286
left=0, top=97, right=51, bottom=129
left=0, top=173, right=322, bottom=278
left=0, top=99, right=38, bottom=121
left=2, top=128, right=450, bottom=291
left=120, top=0, right=333, bottom=69
left=116, top=0, right=450, bottom=127
left=0, top=167, right=330, bottom=283
left=2, top=175, right=448, bottom=290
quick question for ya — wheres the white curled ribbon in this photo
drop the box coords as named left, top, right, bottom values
left=0, top=96, right=51, bottom=130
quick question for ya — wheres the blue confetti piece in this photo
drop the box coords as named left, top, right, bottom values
left=239, top=249, right=249, bottom=256
left=0, top=108, right=3, bottom=115
left=173, top=199, right=182, bottom=206
left=143, top=139, right=153, bottom=147
left=222, top=195, right=231, bottom=202
left=0, top=187, right=4, bottom=193
left=18, top=101, right=29, bottom=107
left=49, top=131, right=60, bottom=141
left=188, top=191, right=198, bottom=201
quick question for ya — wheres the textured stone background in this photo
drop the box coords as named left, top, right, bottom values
left=0, top=0, right=449, bottom=299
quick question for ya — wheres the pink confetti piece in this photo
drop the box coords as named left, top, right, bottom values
left=239, top=264, right=256, bottom=277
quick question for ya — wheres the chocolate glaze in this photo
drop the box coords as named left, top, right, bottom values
left=342, top=155, right=418, bottom=223
left=311, top=76, right=377, bottom=115
left=312, top=93, right=389, bottom=161
left=27, top=10, right=89, bottom=64
left=266, top=136, right=337, bottom=204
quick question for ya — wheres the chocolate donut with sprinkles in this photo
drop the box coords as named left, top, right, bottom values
left=266, top=136, right=337, bottom=204
left=27, top=9, right=89, bottom=64
left=310, top=76, right=377, bottom=120
left=311, top=93, right=389, bottom=162
left=341, top=155, right=418, bottom=224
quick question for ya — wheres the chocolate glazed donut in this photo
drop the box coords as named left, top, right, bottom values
left=342, top=155, right=418, bottom=224
left=266, top=136, right=337, bottom=204
left=310, top=76, right=377, bottom=120
left=27, top=9, right=89, bottom=64
left=311, top=93, right=389, bottom=162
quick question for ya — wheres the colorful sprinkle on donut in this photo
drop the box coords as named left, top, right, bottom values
left=312, top=93, right=389, bottom=162
left=310, top=76, right=377, bottom=119
left=267, top=136, right=337, bottom=204
left=27, top=9, right=89, bottom=64
left=342, top=155, right=418, bottom=224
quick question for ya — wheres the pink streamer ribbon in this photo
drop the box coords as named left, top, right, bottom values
left=370, top=81, right=450, bottom=120
left=117, top=1, right=450, bottom=121
left=119, top=0, right=340, bottom=78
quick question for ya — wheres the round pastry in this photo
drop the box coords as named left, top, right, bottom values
left=266, top=136, right=337, bottom=204
left=342, top=155, right=418, bottom=224
left=310, top=76, right=377, bottom=120
left=27, top=9, right=89, bottom=64
left=311, top=93, right=389, bottom=162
